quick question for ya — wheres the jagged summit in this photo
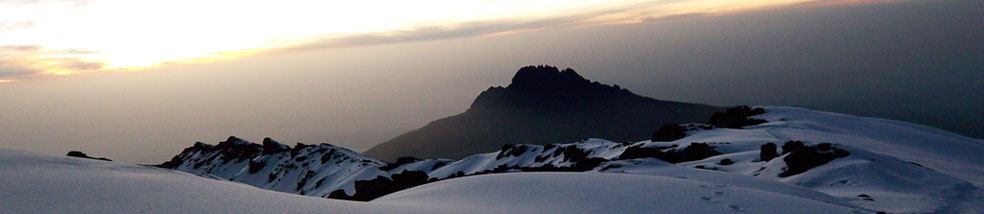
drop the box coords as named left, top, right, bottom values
left=367, top=65, right=722, bottom=161
left=157, top=136, right=379, bottom=169
left=507, top=65, right=590, bottom=91
left=470, top=66, right=633, bottom=111
left=217, top=136, right=250, bottom=147
left=261, top=137, right=289, bottom=154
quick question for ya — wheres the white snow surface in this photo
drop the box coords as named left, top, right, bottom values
left=633, top=106, right=984, bottom=213
left=6, top=106, right=984, bottom=213
left=375, top=172, right=856, bottom=214
left=0, top=149, right=860, bottom=214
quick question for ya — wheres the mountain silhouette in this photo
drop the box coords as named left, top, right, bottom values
left=364, top=65, right=722, bottom=162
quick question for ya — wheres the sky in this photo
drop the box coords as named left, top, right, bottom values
left=0, top=0, right=814, bottom=80
left=1, top=0, right=981, bottom=163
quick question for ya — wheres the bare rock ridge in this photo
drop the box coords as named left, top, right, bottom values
left=364, top=65, right=723, bottom=162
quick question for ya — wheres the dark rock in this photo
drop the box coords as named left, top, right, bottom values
left=66, top=151, right=111, bottom=161
left=679, top=143, right=721, bottom=162
left=157, top=156, right=184, bottom=169
left=320, top=151, right=337, bottom=164
left=652, top=124, right=688, bottom=142
left=707, top=106, right=768, bottom=129
left=198, top=136, right=264, bottom=164
left=247, top=160, right=265, bottom=174
left=217, top=136, right=247, bottom=147
left=858, top=194, right=874, bottom=201
left=430, top=161, right=448, bottom=171
left=496, top=144, right=530, bottom=159
left=778, top=141, right=851, bottom=177
left=262, top=137, right=290, bottom=155
left=718, top=158, right=734, bottom=165
left=781, top=140, right=806, bottom=155
left=695, top=165, right=718, bottom=170
left=760, top=143, right=779, bottom=161
left=380, top=156, right=422, bottom=171
left=328, top=189, right=350, bottom=200
left=291, top=143, right=312, bottom=157
left=616, top=142, right=720, bottom=163
left=327, top=170, right=431, bottom=201
left=296, top=170, right=317, bottom=191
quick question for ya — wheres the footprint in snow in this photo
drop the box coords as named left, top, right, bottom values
left=699, top=196, right=720, bottom=203
left=698, top=184, right=729, bottom=189
left=729, top=204, right=745, bottom=212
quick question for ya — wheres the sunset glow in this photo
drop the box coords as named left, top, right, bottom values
left=2, top=1, right=981, bottom=210
left=1, top=0, right=867, bottom=80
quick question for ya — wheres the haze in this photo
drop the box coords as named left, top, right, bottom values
left=1, top=0, right=981, bottom=163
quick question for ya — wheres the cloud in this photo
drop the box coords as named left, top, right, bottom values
left=0, top=0, right=89, bottom=7
left=0, top=60, right=40, bottom=78
left=0, top=45, right=41, bottom=53
left=0, top=45, right=105, bottom=80
left=268, top=2, right=712, bottom=54
left=0, top=21, right=35, bottom=32
left=281, top=18, right=584, bottom=52
left=0, top=0, right=827, bottom=81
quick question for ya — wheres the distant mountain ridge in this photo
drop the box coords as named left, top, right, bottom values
left=364, top=65, right=722, bottom=161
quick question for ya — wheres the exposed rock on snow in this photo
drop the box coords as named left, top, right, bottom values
left=66, top=151, right=111, bottom=161
left=1, top=149, right=867, bottom=214
left=156, top=106, right=984, bottom=213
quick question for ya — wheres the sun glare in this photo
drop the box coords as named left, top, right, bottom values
left=1, top=0, right=841, bottom=79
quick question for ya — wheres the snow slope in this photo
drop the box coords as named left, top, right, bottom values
left=0, top=149, right=397, bottom=214
left=752, top=106, right=984, bottom=186
left=0, top=149, right=862, bottom=213
left=159, top=138, right=393, bottom=197
left=157, top=136, right=635, bottom=200
left=155, top=105, right=984, bottom=213
left=629, top=106, right=984, bottom=213
left=375, top=172, right=856, bottom=214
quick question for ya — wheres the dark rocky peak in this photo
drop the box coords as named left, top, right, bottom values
left=262, top=137, right=290, bottom=154
left=507, top=65, right=590, bottom=92
left=217, top=136, right=251, bottom=148
left=193, top=141, right=211, bottom=149
left=470, top=65, right=633, bottom=110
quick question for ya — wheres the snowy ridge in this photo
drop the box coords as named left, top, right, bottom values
left=158, top=137, right=390, bottom=197
left=611, top=106, right=984, bottom=213
left=0, top=149, right=862, bottom=214
left=157, top=136, right=638, bottom=200
left=157, top=106, right=984, bottom=213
